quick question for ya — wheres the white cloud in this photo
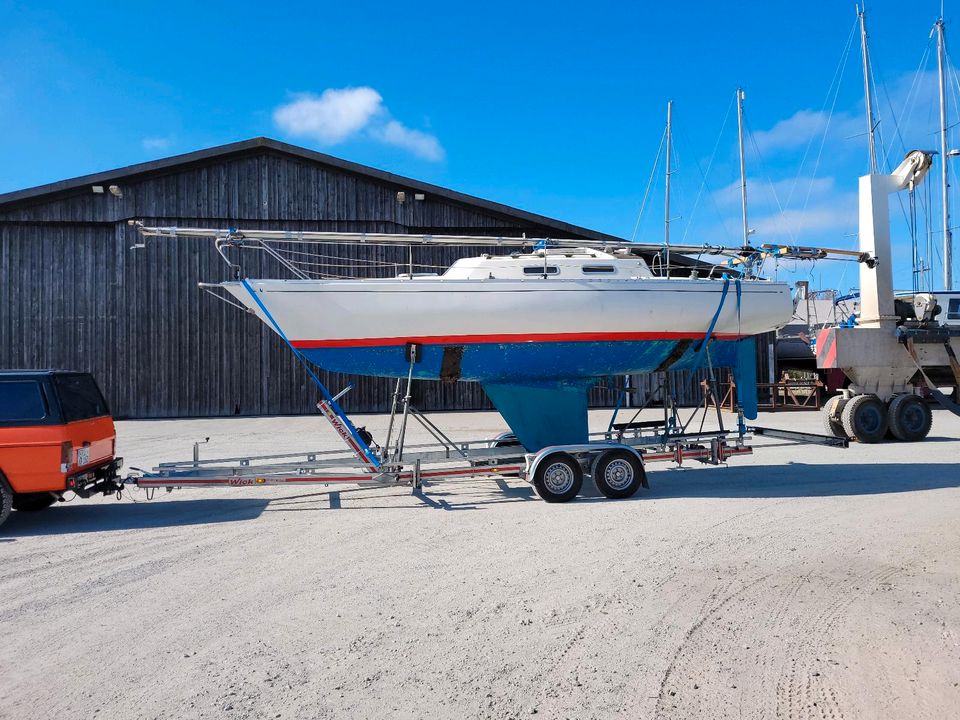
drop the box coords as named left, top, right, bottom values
left=142, top=136, right=173, bottom=152
left=751, top=109, right=862, bottom=156
left=273, top=87, right=383, bottom=144
left=273, top=86, right=445, bottom=161
left=713, top=175, right=837, bottom=212
left=752, top=196, right=858, bottom=239
left=372, top=120, right=445, bottom=162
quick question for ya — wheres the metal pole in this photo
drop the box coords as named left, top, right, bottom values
left=664, top=99, right=673, bottom=278
left=382, top=377, right=403, bottom=459
left=392, top=345, right=418, bottom=463
left=736, top=88, right=749, bottom=249
left=859, top=4, right=878, bottom=173
left=937, top=17, right=954, bottom=290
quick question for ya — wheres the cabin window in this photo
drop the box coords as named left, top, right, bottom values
left=0, top=381, right=47, bottom=422
left=53, top=374, right=110, bottom=421
left=948, top=298, right=960, bottom=320
left=523, top=266, right=559, bottom=275
left=582, top=265, right=616, bottom=274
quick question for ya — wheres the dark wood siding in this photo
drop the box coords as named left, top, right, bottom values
left=0, top=147, right=770, bottom=418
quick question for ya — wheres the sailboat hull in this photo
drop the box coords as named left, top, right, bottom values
left=223, top=276, right=793, bottom=383
left=297, top=335, right=743, bottom=382
left=223, top=276, right=788, bottom=448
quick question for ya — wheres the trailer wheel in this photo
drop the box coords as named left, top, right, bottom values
left=12, top=492, right=57, bottom=512
left=840, top=394, right=888, bottom=443
left=0, top=474, right=12, bottom=528
left=593, top=450, right=646, bottom=499
left=887, top=394, right=932, bottom=442
left=821, top=395, right=847, bottom=438
left=532, top=452, right=582, bottom=503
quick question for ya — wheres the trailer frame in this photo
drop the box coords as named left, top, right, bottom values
left=124, top=361, right=847, bottom=503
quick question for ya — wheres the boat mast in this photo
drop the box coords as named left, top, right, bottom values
left=664, top=100, right=673, bottom=278
left=736, top=88, right=749, bottom=249
left=937, top=16, right=954, bottom=290
left=858, top=3, right=879, bottom=173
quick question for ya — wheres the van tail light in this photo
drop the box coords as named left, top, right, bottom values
left=60, top=441, right=73, bottom=473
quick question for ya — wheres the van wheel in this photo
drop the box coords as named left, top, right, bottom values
left=12, top=492, right=57, bottom=512
left=0, top=475, right=12, bottom=527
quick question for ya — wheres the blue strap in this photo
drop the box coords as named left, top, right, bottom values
left=691, top=277, right=730, bottom=369
left=240, top=279, right=380, bottom=468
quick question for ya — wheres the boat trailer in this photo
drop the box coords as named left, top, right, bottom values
left=123, top=362, right=847, bottom=504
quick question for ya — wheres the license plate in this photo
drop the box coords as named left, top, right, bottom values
left=77, top=447, right=90, bottom=466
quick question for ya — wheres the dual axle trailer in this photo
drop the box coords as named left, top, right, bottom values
left=124, top=384, right=847, bottom=505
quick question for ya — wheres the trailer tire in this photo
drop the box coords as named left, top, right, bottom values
left=593, top=450, right=646, bottom=499
left=532, top=452, right=582, bottom=503
left=840, top=394, right=888, bottom=443
left=887, top=394, right=932, bottom=442
left=12, top=492, right=57, bottom=512
left=0, top=474, right=11, bottom=528
left=821, top=395, right=847, bottom=438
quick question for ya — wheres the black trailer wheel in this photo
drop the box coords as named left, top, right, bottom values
left=12, top=492, right=57, bottom=512
left=840, top=394, right=888, bottom=443
left=0, top=474, right=12, bottom=528
left=593, top=450, right=646, bottom=500
left=821, top=395, right=847, bottom=438
left=887, top=394, right=932, bottom=442
left=532, top=452, right=582, bottom=503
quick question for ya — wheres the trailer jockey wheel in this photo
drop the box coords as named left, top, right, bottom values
left=532, top=452, right=582, bottom=503
left=821, top=395, right=847, bottom=438
left=887, top=394, right=932, bottom=442
left=593, top=450, right=646, bottom=500
left=840, top=394, right=888, bottom=444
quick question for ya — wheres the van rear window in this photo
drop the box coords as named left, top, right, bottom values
left=0, top=381, right=48, bottom=422
left=53, top=374, right=109, bottom=422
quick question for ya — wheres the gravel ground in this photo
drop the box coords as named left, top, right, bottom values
left=1, top=407, right=959, bottom=719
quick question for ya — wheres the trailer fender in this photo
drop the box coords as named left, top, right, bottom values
left=525, top=443, right=644, bottom=483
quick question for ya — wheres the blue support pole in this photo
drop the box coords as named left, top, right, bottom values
left=240, top=279, right=381, bottom=469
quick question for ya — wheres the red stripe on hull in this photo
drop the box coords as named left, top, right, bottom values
left=291, top=331, right=744, bottom=349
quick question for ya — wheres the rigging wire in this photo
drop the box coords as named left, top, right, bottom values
left=786, top=16, right=859, bottom=213
left=679, top=93, right=737, bottom=245
left=745, top=117, right=796, bottom=245
left=630, top=127, right=668, bottom=242
left=869, top=45, right=923, bottom=254
left=879, top=35, right=933, bottom=169
left=799, top=29, right=857, bottom=218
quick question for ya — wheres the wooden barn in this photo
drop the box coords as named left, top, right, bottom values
left=0, top=137, right=761, bottom=418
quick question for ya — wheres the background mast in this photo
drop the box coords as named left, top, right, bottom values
left=937, top=16, right=953, bottom=290
left=736, top=88, right=749, bottom=250
left=858, top=4, right=879, bottom=173
left=664, top=99, right=673, bottom=278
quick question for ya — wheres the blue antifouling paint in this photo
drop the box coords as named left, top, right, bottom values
left=733, top=337, right=759, bottom=420
left=298, top=337, right=759, bottom=447
left=481, top=381, right=591, bottom=452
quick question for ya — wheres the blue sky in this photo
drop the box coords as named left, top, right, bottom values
left=2, top=0, right=959, bottom=291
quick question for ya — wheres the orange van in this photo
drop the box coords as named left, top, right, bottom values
left=0, top=371, right=122, bottom=527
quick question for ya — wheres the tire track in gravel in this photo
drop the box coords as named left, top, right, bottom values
left=647, top=497, right=842, bottom=719
left=653, top=571, right=775, bottom=715
left=774, top=565, right=902, bottom=720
